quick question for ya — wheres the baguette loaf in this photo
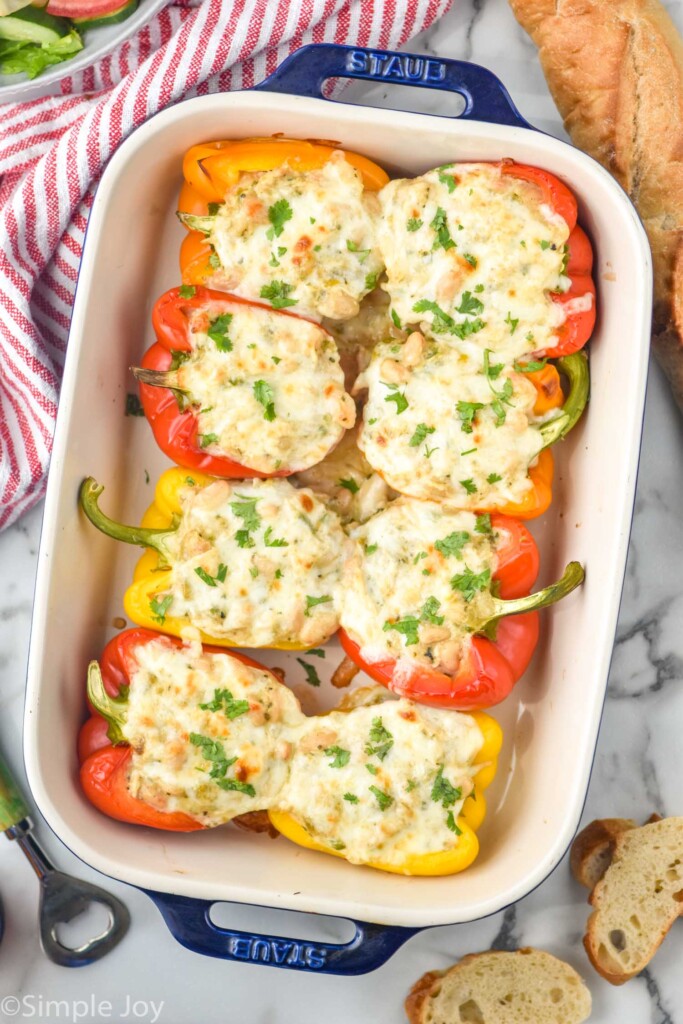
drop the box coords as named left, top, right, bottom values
left=583, top=816, right=683, bottom=983
left=405, top=949, right=592, bottom=1023
left=508, top=0, right=683, bottom=409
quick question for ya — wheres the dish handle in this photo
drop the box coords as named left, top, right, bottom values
left=145, top=891, right=419, bottom=975
left=255, top=42, right=531, bottom=129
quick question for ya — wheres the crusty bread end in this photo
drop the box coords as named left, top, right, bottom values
left=570, top=818, right=638, bottom=889
left=508, top=0, right=683, bottom=411
left=405, top=949, right=592, bottom=1023
left=583, top=817, right=683, bottom=983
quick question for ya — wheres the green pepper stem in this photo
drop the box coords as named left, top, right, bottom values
left=477, top=561, right=585, bottom=636
left=79, top=477, right=177, bottom=556
left=87, top=662, right=129, bottom=746
left=131, top=366, right=186, bottom=392
left=176, top=211, right=216, bottom=235
left=538, top=352, right=589, bottom=449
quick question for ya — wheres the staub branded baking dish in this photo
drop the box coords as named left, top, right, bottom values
left=23, top=44, right=651, bottom=975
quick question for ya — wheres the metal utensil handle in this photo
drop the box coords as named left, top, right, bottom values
left=255, top=43, right=532, bottom=128
left=0, top=750, right=30, bottom=832
left=146, top=892, right=418, bottom=975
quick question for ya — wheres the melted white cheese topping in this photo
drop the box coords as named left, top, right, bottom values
left=177, top=302, right=355, bottom=474
left=208, top=153, right=384, bottom=321
left=122, top=641, right=486, bottom=858
left=357, top=337, right=544, bottom=505
left=160, top=478, right=348, bottom=647
left=377, top=163, right=571, bottom=361
left=339, top=499, right=501, bottom=675
left=124, top=638, right=303, bottom=826
left=281, top=701, right=483, bottom=866
left=294, top=424, right=395, bottom=524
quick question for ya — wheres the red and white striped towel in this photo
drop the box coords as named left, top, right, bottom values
left=0, top=0, right=453, bottom=531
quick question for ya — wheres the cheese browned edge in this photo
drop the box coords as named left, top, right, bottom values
left=509, top=0, right=683, bottom=410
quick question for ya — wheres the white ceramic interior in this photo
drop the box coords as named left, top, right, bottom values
left=23, top=89, right=652, bottom=928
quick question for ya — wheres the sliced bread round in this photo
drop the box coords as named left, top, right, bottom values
left=405, top=948, right=592, bottom=1024
left=584, top=816, right=683, bottom=983
left=570, top=818, right=638, bottom=889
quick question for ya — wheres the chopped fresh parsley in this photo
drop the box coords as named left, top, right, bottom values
left=383, top=384, right=408, bottom=414
left=421, top=596, right=444, bottom=625
left=460, top=478, right=477, bottom=495
left=343, top=792, right=359, bottom=803
left=325, top=745, right=350, bottom=768
left=383, top=614, right=420, bottom=646
left=430, top=206, right=455, bottom=251
left=264, top=526, right=288, bottom=547
left=475, top=513, right=493, bottom=535
left=409, top=423, right=435, bottom=447
left=424, top=445, right=438, bottom=459
left=230, top=495, right=261, bottom=532
left=306, top=648, right=326, bottom=658
left=463, top=253, right=478, bottom=268
left=446, top=810, right=462, bottom=834
left=390, top=308, right=402, bottom=329
left=200, top=688, right=249, bottom=719
left=365, top=717, right=394, bottom=761
left=266, top=198, right=293, bottom=239
left=190, top=733, right=237, bottom=780
left=207, top=202, right=222, bottom=216
left=514, top=357, right=548, bottom=373
left=253, top=379, right=276, bottom=421
left=365, top=271, right=380, bottom=291
left=346, top=239, right=371, bottom=262
left=369, top=785, right=393, bottom=811
left=540, top=239, right=552, bottom=250
left=366, top=763, right=378, bottom=775
left=235, top=530, right=255, bottom=549
left=450, top=567, right=491, bottom=601
left=406, top=778, right=419, bottom=792
left=208, top=249, right=221, bottom=269
left=412, top=298, right=455, bottom=334
left=474, top=283, right=485, bottom=293
left=194, top=564, right=227, bottom=587
left=437, top=166, right=457, bottom=192
left=451, top=317, right=485, bottom=340
left=217, top=778, right=256, bottom=797
left=456, top=291, right=484, bottom=317
left=125, top=393, right=145, bottom=417
left=260, top=280, right=297, bottom=309
left=461, top=447, right=477, bottom=456
left=297, top=658, right=322, bottom=688
left=431, top=765, right=462, bottom=807
left=178, top=284, right=196, bottom=298
left=199, top=432, right=218, bottom=448
left=365, top=543, right=378, bottom=555
left=338, top=478, right=360, bottom=494
left=483, top=349, right=514, bottom=426
left=456, top=400, right=484, bottom=434
left=504, top=311, right=519, bottom=335
left=305, top=594, right=332, bottom=616
left=208, top=312, right=233, bottom=352
left=149, top=594, right=172, bottom=624
left=487, top=472, right=502, bottom=484
left=406, top=217, right=423, bottom=232
left=435, top=531, right=470, bottom=559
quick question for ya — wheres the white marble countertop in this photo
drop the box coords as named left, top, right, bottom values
left=1, top=1, right=682, bottom=1020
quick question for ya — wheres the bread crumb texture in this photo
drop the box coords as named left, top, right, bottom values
left=405, top=948, right=591, bottom=1024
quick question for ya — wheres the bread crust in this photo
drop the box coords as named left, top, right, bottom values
left=404, top=969, right=444, bottom=1024
left=570, top=817, right=637, bottom=888
left=509, top=0, right=683, bottom=409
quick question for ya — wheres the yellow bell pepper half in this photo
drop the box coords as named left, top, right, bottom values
left=268, top=711, right=503, bottom=876
left=79, top=468, right=317, bottom=651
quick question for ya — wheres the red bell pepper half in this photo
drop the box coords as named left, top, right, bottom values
left=499, top=162, right=596, bottom=358
left=135, top=286, right=332, bottom=478
left=339, top=516, right=584, bottom=711
left=79, top=628, right=277, bottom=832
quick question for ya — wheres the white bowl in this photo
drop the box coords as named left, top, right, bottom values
left=0, top=0, right=169, bottom=103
